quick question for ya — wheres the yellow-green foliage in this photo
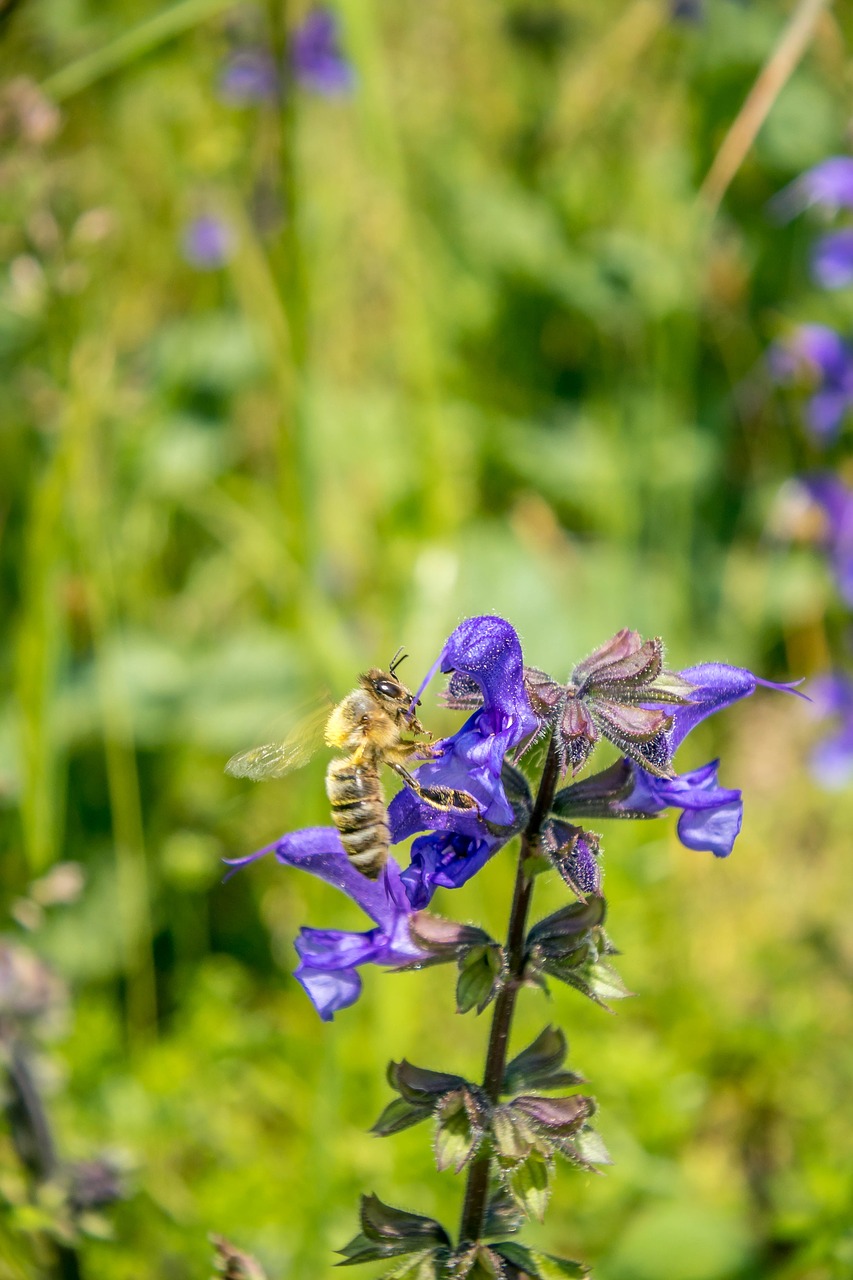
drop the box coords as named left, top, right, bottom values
left=1, top=1, right=852, bottom=1276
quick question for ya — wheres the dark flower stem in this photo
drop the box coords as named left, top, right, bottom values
left=458, top=735, right=561, bottom=1246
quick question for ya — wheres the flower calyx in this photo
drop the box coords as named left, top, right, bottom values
left=525, top=631, right=694, bottom=779
left=551, top=758, right=648, bottom=821
left=490, top=1242, right=589, bottom=1279
left=372, top=1060, right=489, bottom=1173
left=540, top=821, right=603, bottom=898
left=407, top=914, right=506, bottom=1015
left=337, top=1194, right=451, bottom=1269
left=491, top=1091, right=606, bottom=1219
left=449, top=1242, right=588, bottom=1280
left=524, top=897, right=630, bottom=1010
left=501, top=1025, right=585, bottom=1095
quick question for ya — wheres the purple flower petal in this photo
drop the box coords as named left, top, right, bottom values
left=664, top=664, right=807, bottom=753
left=769, top=157, right=853, bottom=222
left=295, top=965, right=362, bottom=1020
left=391, top=616, right=537, bottom=842
left=400, top=830, right=504, bottom=910
left=620, top=760, right=743, bottom=858
left=225, top=827, right=424, bottom=1019
left=291, top=9, right=353, bottom=96
left=811, top=229, right=853, bottom=290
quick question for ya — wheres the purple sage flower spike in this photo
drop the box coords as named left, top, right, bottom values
left=291, top=8, right=353, bottom=96
left=225, top=828, right=425, bottom=1019
left=767, top=325, right=853, bottom=443
left=792, top=474, right=853, bottom=606
left=811, top=229, right=853, bottom=291
left=769, top=157, right=853, bottom=221
left=808, top=672, right=853, bottom=788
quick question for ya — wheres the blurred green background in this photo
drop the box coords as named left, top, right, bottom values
left=1, top=0, right=853, bottom=1276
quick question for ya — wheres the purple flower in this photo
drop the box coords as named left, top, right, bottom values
left=794, top=473, right=853, bottom=606
left=219, top=49, right=279, bottom=104
left=291, top=9, right=353, bottom=95
left=616, top=662, right=805, bottom=857
left=811, top=230, right=853, bottom=290
left=662, top=662, right=806, bottom=753
left=769, top=157, right=853, bottom=221
left=618, top=760, right=742, bottom=858
left=389, top=616, right=537, bottom=846
left=400, top=829, right=508, bottom=910
left=225, top=829, right=424, bottom=1020
left=767, top=324, right=853, bottom=441
left=181, top=214, right=234, bottom=270
left=808, top=672, right=853, bottom=788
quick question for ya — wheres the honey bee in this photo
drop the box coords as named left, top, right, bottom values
left=225, top=652, right=480, bottom=879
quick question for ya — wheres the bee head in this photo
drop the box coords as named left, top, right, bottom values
left=361, top=668, right=423, bottom=729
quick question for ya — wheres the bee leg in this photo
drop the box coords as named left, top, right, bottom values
left=390, top=763, right=481, bottom=816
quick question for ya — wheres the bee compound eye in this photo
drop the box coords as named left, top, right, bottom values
left=375, top=679, right=400, bottom=699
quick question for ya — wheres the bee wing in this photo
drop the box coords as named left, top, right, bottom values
left=225, top=701, right=331, bottom=781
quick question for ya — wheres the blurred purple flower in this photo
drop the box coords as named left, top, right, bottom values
left=226, top=828, right=425, bottom=1019
left=291, top=9, right=353, bottom=95
left=767, top=324, right=853, bottom=442
left=670, top=0, right=704, bottom=21
left=810, top=229, right=853, bottom=290
left=794, top=473, right=853, bottom=605
left=769, top=157, right=853, bottom=222
left=219, top=49, right=279, bottom=104
left=808, top=672, right=853, bottom=787
left=182, top=214, right=234, bottom=270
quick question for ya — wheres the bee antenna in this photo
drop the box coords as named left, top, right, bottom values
left=389, top=647, right=408, bottom=676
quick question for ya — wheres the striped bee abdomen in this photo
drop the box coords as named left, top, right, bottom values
left=325, top=758, right=390, bottom=879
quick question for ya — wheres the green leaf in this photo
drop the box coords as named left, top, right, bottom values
left=456, top=945, right=503, bottom=1015
left=561, top=1125, right=613, bottom=1170
left=434, top=1090, right=483, bottom=1173
left=451, top=1245, right=504, bottom=1280
left=491, top=1107, right=533, bottom=1164
left=482, top=1187, right=523, bottom=1238
left=372, top=1097, right=433, bottom=1138
left=493, top=1242, right=588, bottom=1279
left=585, top=961, right=632, bottom=1003
left=537, top=956, right=631, bottom=1011
left=505, top=1152, right=552, bottom=1221
left=383, top=1250, right=446, bottom=1280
